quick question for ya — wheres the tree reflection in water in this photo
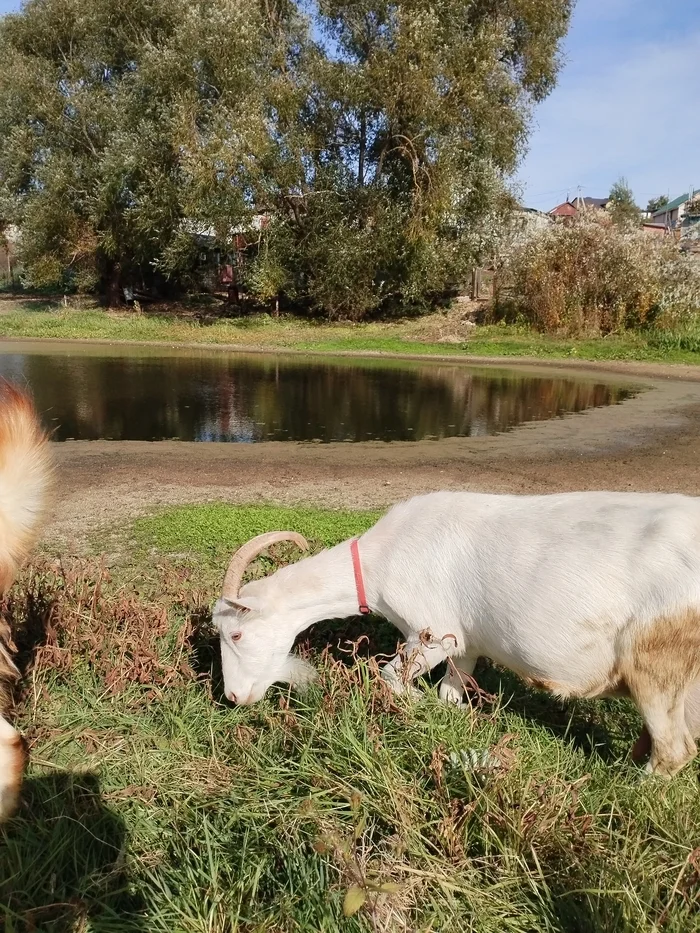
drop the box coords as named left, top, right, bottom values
left=0, top=349, right=636, bottom=443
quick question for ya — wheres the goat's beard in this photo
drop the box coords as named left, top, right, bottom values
left=281, top=655, right=317, bottom=691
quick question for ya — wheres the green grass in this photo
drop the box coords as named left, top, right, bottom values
left=3, top=503, right=700, bottom=931
left=3, top=303, right=700, bottom=365
left=133, top=503, right=383, bottom=560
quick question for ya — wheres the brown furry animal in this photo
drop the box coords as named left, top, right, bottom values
left=0, top=379, right=52, bottom=822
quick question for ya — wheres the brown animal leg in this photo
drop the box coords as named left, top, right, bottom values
left=629, top=676, right=697, bottom=777
left=632, top=677, right=700, bottom=763
left=626, top=610, right=700, bottom=777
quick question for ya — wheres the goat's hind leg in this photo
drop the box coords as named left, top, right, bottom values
left=0, top=634, right=25, bottom=821
left=627, top=614, right=700, bottom=777
left=631, top=685, right=695, bottom=778
left=633, top=676, right=700, bottom=764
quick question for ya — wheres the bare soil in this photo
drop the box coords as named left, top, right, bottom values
left=45, top=357, right=700, bottom=551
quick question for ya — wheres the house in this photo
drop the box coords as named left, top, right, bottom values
left=183, top=214, right=271, bottom=298
left=508, top=206, right=553, bottom=242
left=578, top=196, right=610, bottom=210
left=679, top=215, right=700, bottom=258
left=650, top=190, right=700, bottom=230
left=549, top=196, right=610, bottom=217
left=549, top=200, right=578, bottom=218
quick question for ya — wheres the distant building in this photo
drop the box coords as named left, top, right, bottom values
left=549, top=196, right=610, bottom=218
left=650, top=190, right=700, bottom=230
left=549, top=200, right=578, bottom=218
left=509, top=206, right=553, bottom=240
left=578, top=196, right=610, bottom=210
left=641, top=222, right=667, bottom=238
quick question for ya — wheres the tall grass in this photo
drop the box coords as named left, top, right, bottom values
left=494, top=214, right=700, bottom=337
left=5, top=304, right=700, bottom=365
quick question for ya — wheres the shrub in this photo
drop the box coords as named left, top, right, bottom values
left=685, top=196, right=700, bottom=217
left=494, top=213, right=700, bottom=335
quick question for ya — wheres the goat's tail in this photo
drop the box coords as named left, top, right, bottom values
left=0, top=379, right=52, bottom=597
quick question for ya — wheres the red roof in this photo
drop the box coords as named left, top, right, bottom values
left=550, top=201, right=578, bottom=217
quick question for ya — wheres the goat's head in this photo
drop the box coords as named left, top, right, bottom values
left=213, top=531, right=315, bottom=705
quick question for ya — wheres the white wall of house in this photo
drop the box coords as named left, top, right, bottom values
left=651, top=206, right=680, bottom=228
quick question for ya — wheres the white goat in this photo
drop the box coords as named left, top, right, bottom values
left=213, top=491, right=700, bottom=778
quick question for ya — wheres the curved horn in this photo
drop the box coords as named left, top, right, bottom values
left=222, top=531, right=309, bottom=601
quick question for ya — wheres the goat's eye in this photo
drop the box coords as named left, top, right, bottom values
left=231, top=631, right=242, bottom=642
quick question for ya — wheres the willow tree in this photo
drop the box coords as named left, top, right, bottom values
left=257, top=0, right=573, bottom=317
left=0, top=0, right=572, bottom=315
left=0, top=0, right=283, bottom=300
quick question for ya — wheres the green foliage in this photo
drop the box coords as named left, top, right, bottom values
left=685, top=195, right=700, bottom=217
left=0, top=0, right=573, bottom=317
left=646, top=195, right=668, bottom=214
left=608, top=176, right=640, bottom=228
left=0, top=0, right=285, bottom=298
left=133, top=502, right=382, bottom=558
left=494, top=213, right=700, bottom=336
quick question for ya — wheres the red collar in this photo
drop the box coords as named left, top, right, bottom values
left=350, top=538, right=371, bottom=615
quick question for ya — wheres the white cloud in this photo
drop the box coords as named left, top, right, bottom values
left=518, top=27, right=700, bottom=211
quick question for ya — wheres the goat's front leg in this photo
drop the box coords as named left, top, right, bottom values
left=380, top=636, right=448, bottom=699
left=439, top=654, right=478, bottom=706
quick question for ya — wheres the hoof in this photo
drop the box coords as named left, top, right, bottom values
left=438, top=682, right=467, bottom=707
left=380, top=666, right=423, bottom=701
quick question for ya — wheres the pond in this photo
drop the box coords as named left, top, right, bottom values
left=0, top=343, right=637, bottom=443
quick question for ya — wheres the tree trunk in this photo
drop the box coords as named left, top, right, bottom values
left=106, top=264, right=122, bottom=307
left=358, top=110, right=366, bottom=187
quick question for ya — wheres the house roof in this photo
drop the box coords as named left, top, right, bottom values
left=652, top=189, right=700, bottom=215
left=549, top=197, right=608, bottom=215
left=518, top=206, right=552, bottom=218
left=550, top=201, right=578, bottom=216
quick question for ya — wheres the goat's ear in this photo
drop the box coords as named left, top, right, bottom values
left=225, top=595, right=262, bottom=615
left=215, top=596, right=262, bottom=618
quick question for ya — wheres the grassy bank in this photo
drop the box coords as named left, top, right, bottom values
left=2, top=502, right=699, bottom=932
left=2, top=301, right=700, bottom=365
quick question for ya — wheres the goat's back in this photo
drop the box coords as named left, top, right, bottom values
left=366, top=491, right=700, bottom=634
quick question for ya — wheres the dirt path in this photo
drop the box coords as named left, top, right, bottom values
left=43, top=356, right=700, bottom=551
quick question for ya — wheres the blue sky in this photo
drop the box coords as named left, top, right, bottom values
left=517, top=0, right=700, bottom=211
left=2, top=0, right=698, bottom=213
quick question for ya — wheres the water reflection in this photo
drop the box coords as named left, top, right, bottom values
left=0, top=348, right=636, bottom=443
